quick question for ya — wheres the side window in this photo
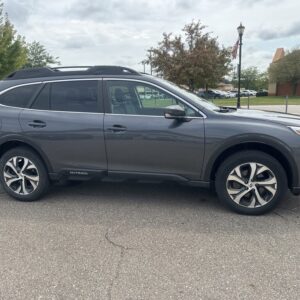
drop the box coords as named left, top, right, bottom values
left=31, top=84, right=50, bottom=110
left=137, top=85, right=176, bottom=108
left=135, top=84, right=196, bottom=116
left=0, top=84, right=40, bottom=108
left=51, top=81, right=98, bottom=113
left=106, top=81, right=140, bottom=114
left=33, top=81, right=99, bottom=113
left=106, top=81, right=197, bottom=116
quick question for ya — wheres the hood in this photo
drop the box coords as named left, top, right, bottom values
left=229, top=108, right=300, bottom=126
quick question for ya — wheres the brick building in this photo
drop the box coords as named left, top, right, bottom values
left=268, top=48, right=300, bottom=96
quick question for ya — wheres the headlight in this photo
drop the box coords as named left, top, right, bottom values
left=288, top=126, right=300, bottom=135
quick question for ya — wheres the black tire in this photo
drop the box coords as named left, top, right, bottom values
left=215, top=151, right=287, bottom=215
left=0, top=147, right=49, bottom=201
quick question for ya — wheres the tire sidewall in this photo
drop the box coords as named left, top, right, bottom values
left=215, top=151, right=287, bottom=215
left=0, top=147, right=49, bottom=201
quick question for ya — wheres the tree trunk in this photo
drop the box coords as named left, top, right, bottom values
left=292, top=81, right=298, bottom=96
left=189, top=78, right=194, bottom=92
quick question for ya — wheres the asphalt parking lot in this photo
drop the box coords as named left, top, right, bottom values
left=0, top=180, right=299, bottom=300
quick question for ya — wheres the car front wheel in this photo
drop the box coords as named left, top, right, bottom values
left=215, top=151, right=287, bottom=215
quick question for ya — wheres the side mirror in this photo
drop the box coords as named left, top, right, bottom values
left=164, top=105, right=186, bottom=119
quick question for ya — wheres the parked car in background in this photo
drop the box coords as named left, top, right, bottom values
left=197, top=90, right=207, bottom=99
left=199, top=89, right=238, bottom=99
left=211, top=89, right=224, bottom=98
left=243, top=90, right=256, bottom=96
left=256, top=89, right=269, bottom=97
left=241, top=90, right=251, bottom=97
left=219, top=90, right=231, bottom=98
left=229, top=90, right=238, bottom=97
left=249, top=90, right=257, bottom=96
left=198, top=89, right=223, bottom=99
left=229, top=90, right=257, bottom=97
left=228, top=91, right=237, bottom=98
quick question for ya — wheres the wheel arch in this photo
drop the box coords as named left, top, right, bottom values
left=0, top=138, right=53, bottom=174
left=206, top=141, right=297, bottom=189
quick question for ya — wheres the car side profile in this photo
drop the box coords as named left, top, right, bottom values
left=0, top=66, right=299, bottom=215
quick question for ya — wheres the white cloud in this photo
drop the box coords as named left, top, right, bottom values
left=3, top=0, right=300, bottom=72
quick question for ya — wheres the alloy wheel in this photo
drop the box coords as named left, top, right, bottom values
left=3, top=156, right=39, bottom=195
left=226, top=162, right=277, bottom=208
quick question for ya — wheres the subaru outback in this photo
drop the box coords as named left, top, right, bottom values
left=0, top=65, right=299, bottom=215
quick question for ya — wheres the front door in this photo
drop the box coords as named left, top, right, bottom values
left=19, top=79, right=106, bottom=173
left=103, top=80, right=205, bottom=180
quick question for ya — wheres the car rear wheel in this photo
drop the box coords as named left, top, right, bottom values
left=215, top=151, right=287, bottom=215
left=0, top=147, right=49, bottom=201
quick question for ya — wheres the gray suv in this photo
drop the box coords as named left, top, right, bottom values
left=0, top=66, right=299, bottom=215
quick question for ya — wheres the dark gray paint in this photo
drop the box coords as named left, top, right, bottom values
left=19, top=109, right=107, bottom=171
left=104, top=114, right=204, bottom=180
left=1, top=74, right=300, bottom=193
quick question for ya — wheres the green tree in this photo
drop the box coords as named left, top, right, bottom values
left=269, top=48, right=300, bottom=96
left=232, top=67, right=268, bottom=90
left=255, top=71, right=268, bottom=90
left=145, top=20, right=231, bottom=91
left=24, top=41, right=60, bottom=68
left=0, top=2, right=27, bottom=78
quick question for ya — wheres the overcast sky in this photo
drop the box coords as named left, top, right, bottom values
left=3, top=0, right=300, bottom=72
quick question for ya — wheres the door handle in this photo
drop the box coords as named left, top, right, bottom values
left=28, top=120, right=47, bottom=128
left=107, top=125, right=127, bottom=133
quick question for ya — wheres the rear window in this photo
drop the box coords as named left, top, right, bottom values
left=31, top=80, right=99, bottom=113
left=51, top=81, right=99, bottom=113
left=0, top=84, right=40, bottom=108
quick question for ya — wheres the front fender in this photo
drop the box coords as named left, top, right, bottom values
left=202, top=133, right=298, bottom=187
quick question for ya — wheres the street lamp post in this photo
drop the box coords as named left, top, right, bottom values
left=237, top=23, right=245, bottom=109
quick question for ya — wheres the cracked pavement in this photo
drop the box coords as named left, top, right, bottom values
left=0, top=180, right=299, bottom=299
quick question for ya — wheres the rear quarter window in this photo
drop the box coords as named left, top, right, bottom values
left=0, top=84, right=40, bottom=108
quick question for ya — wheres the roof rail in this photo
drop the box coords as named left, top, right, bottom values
left=52, top=66, right=93, bottom=70
left=5, top=66, right=140, bottom=80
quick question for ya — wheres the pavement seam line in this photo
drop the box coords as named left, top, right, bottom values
left=105, top=230, right=132, bottom=300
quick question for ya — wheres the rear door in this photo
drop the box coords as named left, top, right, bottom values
left=19, top=79, right=107, bottom=174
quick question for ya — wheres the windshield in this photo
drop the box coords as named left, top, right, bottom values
left=147, top=75, right=220, bottom=111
